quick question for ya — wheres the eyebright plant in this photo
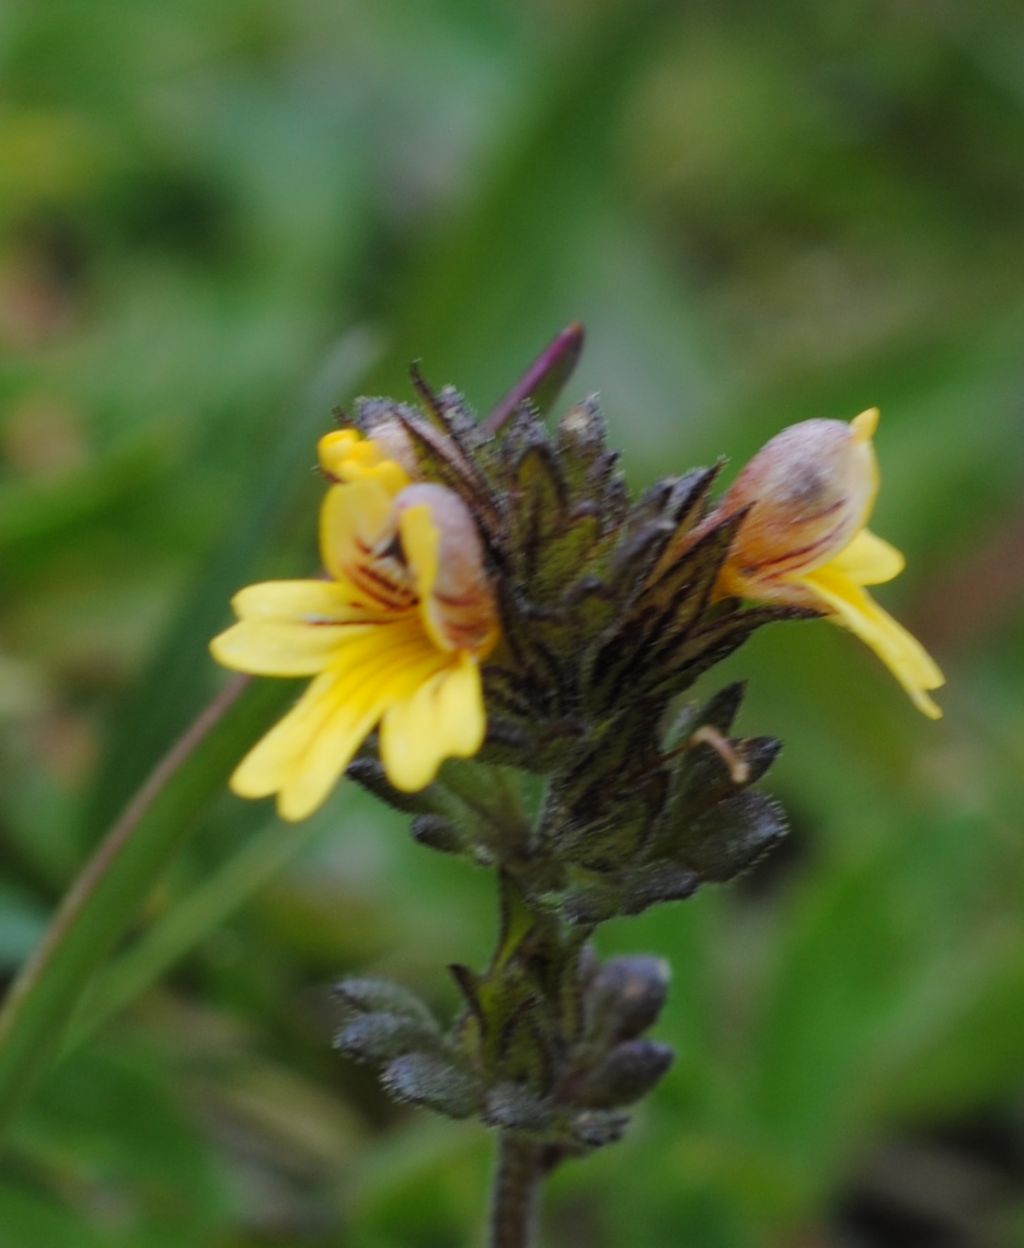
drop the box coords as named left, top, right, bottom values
left=210, top=324, right=944, bottom=1246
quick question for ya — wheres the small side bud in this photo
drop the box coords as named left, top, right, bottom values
left=584, top=955, right=671, bottom=1043
left=576, top=1039, right=675, bottom=1108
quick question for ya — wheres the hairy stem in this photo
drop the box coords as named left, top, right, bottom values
left=490, top=1132, right=542, bottom=1248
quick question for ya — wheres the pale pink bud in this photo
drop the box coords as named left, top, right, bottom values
left=718, top=410, right=878, bottom=595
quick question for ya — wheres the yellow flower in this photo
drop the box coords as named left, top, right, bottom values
left=211, top=435, right=499, bottom=820
left=715, top=408, right=945, bottom=719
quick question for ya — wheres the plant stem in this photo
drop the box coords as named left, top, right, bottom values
left=490, top=1132, right=542, bottom=1248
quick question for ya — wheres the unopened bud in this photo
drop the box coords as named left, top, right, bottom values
left=576, top=1039, right=675, bottom=1108
left=585, top=955, right=671, bottom=1043
left=718, top=410, right=879, bottom=599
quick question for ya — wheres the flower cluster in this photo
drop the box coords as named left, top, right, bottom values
left=209, top=329, right=944, bottom=1154
left=212, top=350, right=942, bottom=823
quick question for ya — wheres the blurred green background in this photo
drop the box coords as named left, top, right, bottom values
left=2, top=1, right=1023, bottom=1244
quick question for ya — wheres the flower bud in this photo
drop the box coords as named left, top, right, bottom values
left=710, top=408, right=943, bottom=718
left=717, top=409, right=879, bottom=600
left=576, top=1039, right=675, bottom=1108
left=584, top=955, right=671, bottom=1044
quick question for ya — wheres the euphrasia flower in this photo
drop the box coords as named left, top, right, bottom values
left=210, top=431, right=499, bottom=820
left=713, top=408, right=944, bottom=718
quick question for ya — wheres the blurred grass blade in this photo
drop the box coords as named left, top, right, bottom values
left=87, top=327, right=382, bottom=834
left=359, top=0, right=679, bottom=408
left=66, top=810, right=329, bottom=1053
left=0, top=676, right=291, bottom=1131
left=0, top=331, right=382, bottom=1134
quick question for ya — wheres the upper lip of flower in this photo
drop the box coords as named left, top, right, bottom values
left=318, top=426, right=414, bottom=494
left=209, top=434, right=498, bottom=820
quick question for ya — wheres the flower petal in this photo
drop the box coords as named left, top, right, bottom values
left=378, top=652, right=486, bottom=791
left=230, top=666, right=344, bottom=799
left=397, top=503, right=448, bottom=650
left=799, top=566, right=944, bottom=718
left=230, top=580, right=373, bottom=623
left=820, top=529, right=905, bottom=586
left=211, top=579, right=395, bottom=676
left=277, top=637, right=449, bottom=819
left=850, top=406, right=880, bottom=443
left=433, top=652, right=487, bottom=756
left=210, top=618, right=376, bottom=676
left=229, top=618, right=445, bottom=820
left=318, top=429, right=411, bottom=494
left=398, top=503, right=439, bottom=598
left=319, top=479, right=396, bottom=585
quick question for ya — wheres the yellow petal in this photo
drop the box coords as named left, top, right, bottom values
left=799, top=566, right=945, bottom=718
left=317, top=428, right=361, bottom=468
left=823, top=529, right=905, bottom=586
left=210, top=618, right=374, bottom=676
left=318, top=429, right=411, bottom=494
left=211, top=580, right=391, bottom=676
left=432, top=652, right=487, bottom=757
left=850, top=407, right=880, bottom=443
left=230, top=666, right=344, bottom=799
left=372, top=461, right=412, bottom=495
left=274, top=684, right=383, bottom=820
left=376, top=676, right=445, bottom=792
left=399, top=503, right=439, bottom=600
left=278, top=637, right=449, bottom=819
left=378, top=652, right=486, bottom=791
left=230, top=618, right=444, bottom=820
left=319, top=479, right=396, bottom=586
left=230, top=579, right=369, bottom=623
left=397, top=503, right=451, bottom=651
